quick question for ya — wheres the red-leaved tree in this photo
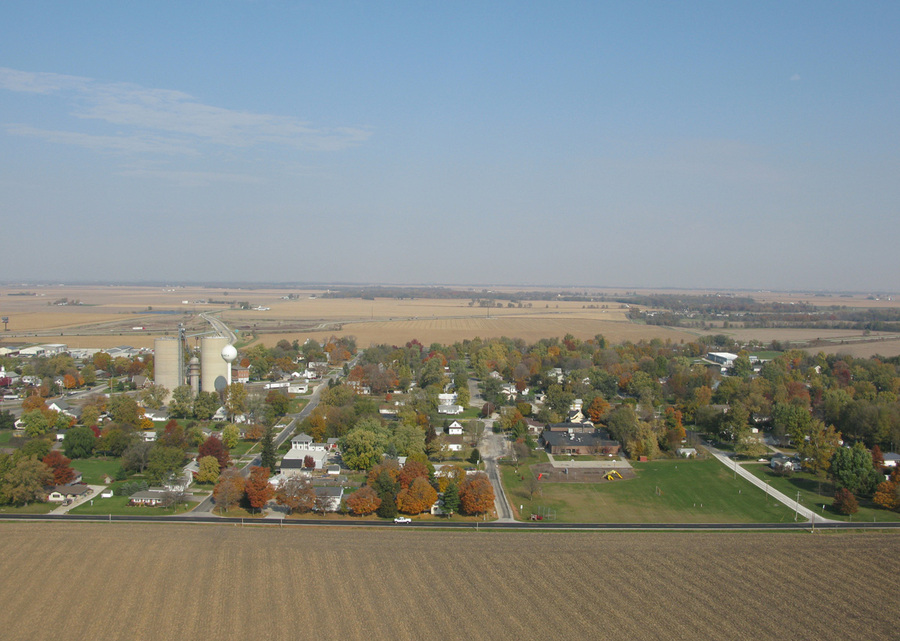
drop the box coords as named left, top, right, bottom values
left=199, top=436, right=230, bottom=470
left=42, top=450, right=76, bottom=485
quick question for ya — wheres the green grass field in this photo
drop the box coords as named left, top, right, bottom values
left=0, top=430, right=13, bottom=445
left=71, top=458, right=123, bottom=484
left=741, top=462, right=900, bottom=522
left=0, top=502, right=57, bottom=514
left=502, top=457, right=796, bottom=523
left=229, top=440, right=257, bottom=458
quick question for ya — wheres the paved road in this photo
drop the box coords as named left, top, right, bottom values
left=478, top=422, right=515, bottom=522
left=191, top=358, right=355, bottom=515
left=704, top=443, right=838, bottom=524
left=201, top=312, right=236, bottom=343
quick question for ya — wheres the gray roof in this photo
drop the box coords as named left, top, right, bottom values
left=541, top=429, right=618, bottom=449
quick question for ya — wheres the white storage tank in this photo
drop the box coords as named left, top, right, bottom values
left=154, top=337, right=182, bottom=404
left=201, top=336, right=230, bottom=393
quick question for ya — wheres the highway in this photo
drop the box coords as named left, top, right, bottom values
left=1, top=511, right=897, bottom=531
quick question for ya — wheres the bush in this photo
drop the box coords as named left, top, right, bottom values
left=833, top=488, right=859, bottom=515
left=115, top=481, right=149, bottom=497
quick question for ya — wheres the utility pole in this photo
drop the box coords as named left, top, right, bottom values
left=795, top=490, right=801, bottom=522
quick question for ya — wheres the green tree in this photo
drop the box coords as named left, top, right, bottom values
left=830, top=443, right=879, bottom=496
left=441, top=482, right=460, bottom=516
left=63, top=426, right=96, bottom=459
left=2, top=457, right=53, bottom=506
left=795, top=421, right=842, bottom=477
left=146, top=445, right=185, bottom=485
left=195, top=455, right=221, bottom=484
left=140, top=384, right=169, bottom=411
left=109, top=394, right=142, bottom=427
left=340, top=428, right=383, bottom=471
left=21, top=409, right=51, bottom=438
left=260, top=426, right=277, bottom=475
left=122, top=440, right=153, bottom=474
left=169, top=385, right=194, bottom=419
left=222, top=424, right=240, bottom=450
left=193, top=391, right=219, bottom=421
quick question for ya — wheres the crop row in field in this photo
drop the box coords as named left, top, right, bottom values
left=0, top=523, right=896, bottom=641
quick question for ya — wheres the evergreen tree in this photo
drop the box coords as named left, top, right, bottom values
left=442, top=482, right=460, bottom=516
left=260, top=426, right=277, bottom=475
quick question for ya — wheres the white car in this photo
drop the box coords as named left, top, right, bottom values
left=394, top=516, right=411, bottom=523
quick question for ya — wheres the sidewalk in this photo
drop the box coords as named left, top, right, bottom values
left=546, top=454, right=633, bottom=470
left=705, top=445, right=837, bottom=524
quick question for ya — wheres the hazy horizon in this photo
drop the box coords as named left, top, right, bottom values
left=2, top=3, right=898, bottom=291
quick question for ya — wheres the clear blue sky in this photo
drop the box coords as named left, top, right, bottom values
left=1, top=2, right=898, bottom=291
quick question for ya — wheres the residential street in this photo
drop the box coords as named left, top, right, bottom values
left=478, top=421, right=515, bottom=522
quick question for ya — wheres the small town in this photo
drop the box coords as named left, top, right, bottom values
left=2, top=2, right=898, bottom=639
left=2, top=323, right=899, bottom=528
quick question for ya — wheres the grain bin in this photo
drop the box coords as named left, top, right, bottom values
left=154, top=337, right=182, bottom=404
left=201, top=336, right=230, bottom=393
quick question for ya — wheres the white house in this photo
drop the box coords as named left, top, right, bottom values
left=438, top=404, right=464, bottom=415
left=444, top=435, right=465, bottom=452
left=438, top=392, right=458, bottom=405
left=313, top=486, right=344, bottom=512
left=883, top=452, right=900, bottom=468
left=447, top=421, right=464, bottom=436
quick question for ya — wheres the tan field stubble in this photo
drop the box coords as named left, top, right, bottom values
left=0, top=523, right=897, bottom=641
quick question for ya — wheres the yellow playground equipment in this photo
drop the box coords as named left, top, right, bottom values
left=604, top=470, right=623, bottom=481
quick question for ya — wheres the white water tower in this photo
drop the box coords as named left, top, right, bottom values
left=221, top=343, right=237, bottom=386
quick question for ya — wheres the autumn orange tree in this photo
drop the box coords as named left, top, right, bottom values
left=459, top=472, right=495, bottom=516
left=586, top=396, right=610, bottom=423
left=873, top=479, right=899, bottom=511
left=42, top=450, right=76, bottom=485
left=397, top=477, right=438, bottom=515
left=346, top=485, right=381, bottom=516
left=213, top=468, right=245, bottom=513
left=245, top=466, right=274, bottom=513
left=397, top=460, right=429, bottom=489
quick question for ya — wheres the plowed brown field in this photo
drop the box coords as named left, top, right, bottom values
left=2, top=523, right=897, bottom=641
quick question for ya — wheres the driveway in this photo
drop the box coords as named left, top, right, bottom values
left=704, top=444, right=838, bottom=524
left=49, top=485, right=106, bottom=514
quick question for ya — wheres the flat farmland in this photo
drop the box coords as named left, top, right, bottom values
left=0, top=523, right=897, bottom=641
left=250, top=316, right=696, bottom=348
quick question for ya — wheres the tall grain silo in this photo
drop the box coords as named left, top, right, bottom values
left=154, top=337, right=182, bottom=404
left=201, top=336, right=230, bottom=393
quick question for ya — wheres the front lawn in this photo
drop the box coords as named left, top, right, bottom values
left=741, top=462, right=900, bottom=522
left=0, top=502, right=57, bottom=514
left=229, top=441, right=257, bottom=458
left=69, top=494, right=196, bottom=516
left=502, top=458, right=795, bottom=523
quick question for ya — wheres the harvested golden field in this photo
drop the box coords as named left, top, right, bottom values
left=800, top=337, right=900, bottom=359
left=1, top=523, right=897, bottom=641
left=252, top=317, right=695, bottom=348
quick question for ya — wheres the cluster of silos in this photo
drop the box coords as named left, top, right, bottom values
left=154, top=337, right=183, bottom=404
left=201, top=336, right=232, bottom=393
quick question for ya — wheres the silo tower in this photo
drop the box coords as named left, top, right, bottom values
left=154, top=337, right=182, bottom=404
left=200, top=336, right=230, bottom=393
